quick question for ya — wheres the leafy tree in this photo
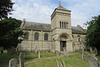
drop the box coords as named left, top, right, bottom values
left=0, top=0, right=14, bottom=19
left=0, top=17, right=23, bottom=52
left=85, top=15, right=100, bottom=51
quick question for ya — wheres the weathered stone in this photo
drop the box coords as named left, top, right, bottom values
left=56, top=60, right=59, bottom=67
left=62, top=61, right=65, bottom=67
left=60, top=63, right=63, bottom=67
left=38, top=50, right=41, bottom=58
left=19, top=52, right=24, bottom=67
left=64, top=48, right=68, bottom=57
left=94, top=48, right=98, bottom=55
left=87, top=55, right=98, bottom=67
left=35, top=48, right=37, bottom=54
left=56, top=51, right=59, bottom=60
left=9, top=58, right=17, bottom=67
left=79, top=49, right=84, bottom=59
left=84, top=52, right=89, bottom=62
left=90, top=47, right=93, bottom=53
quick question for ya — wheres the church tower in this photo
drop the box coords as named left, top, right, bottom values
left=51, top=2, right=73, bottom=52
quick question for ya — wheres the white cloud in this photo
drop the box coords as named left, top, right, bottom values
left=9, top=0, right=100, bottom=28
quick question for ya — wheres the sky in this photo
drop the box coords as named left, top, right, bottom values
left=10, top=0, right=100, bottom=28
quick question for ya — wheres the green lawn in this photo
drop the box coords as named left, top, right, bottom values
left=25, top=54, right=89, bottom=67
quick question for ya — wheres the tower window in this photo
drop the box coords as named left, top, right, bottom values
left=34, top=33, right=39, bottom=41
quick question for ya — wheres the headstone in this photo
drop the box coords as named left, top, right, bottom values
left=84, top=52, right=89, bottom=62
left=19, top=52, right=24, bottom=67
left=90, top=47, right=93, bottom=53
left=79, top=49, right=84, bottom=59
left=35, top=48, right=37, bottom=54
left=56, top=60, right=59, bottom=67
left=64, top=48, right=68, bottom=57
left=62, top=61, right=65, bottom=67
left=98, top=60, right=100, bottom=67
left=56, top=51, right=59, bottom=60
left=9, top=58, right=17, bottom=67
left=88, top=55, right=98, bottom=67
left=94, top=48, right=97, bottom=55
left=38, top=50, right=40, bottom=58
left=60, top=63, right=63, bottom=67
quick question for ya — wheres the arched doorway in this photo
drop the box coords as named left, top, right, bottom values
left=59, top=33, right=68, bottom=51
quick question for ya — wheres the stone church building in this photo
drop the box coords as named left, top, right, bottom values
left=18, top=5, right=86, bottom=53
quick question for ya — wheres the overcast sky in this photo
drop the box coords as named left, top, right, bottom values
left=9, top=0, right=100, bottom=28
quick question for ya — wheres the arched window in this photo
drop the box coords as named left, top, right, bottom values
left=24, top=32, right=29, bottom=40
left=34, top=33, right=39, bottom=41
left=44, top=34, right=48, bottom=41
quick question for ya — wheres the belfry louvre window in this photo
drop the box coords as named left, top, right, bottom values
left=34, top=33, right=39, bottom=40
left=24, top=32, right=29, bottom=40
left=44, top=34, right=48, bottom=41
left=60, top=22, right=68, bottom=28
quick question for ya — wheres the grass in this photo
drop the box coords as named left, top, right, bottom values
left=25, top=54, right=89, bottom=67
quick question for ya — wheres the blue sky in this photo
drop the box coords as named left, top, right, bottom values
left=10, top=0, right=100, bottom=28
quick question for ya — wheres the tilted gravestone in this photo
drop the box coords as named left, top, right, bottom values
left=79, top=49, right=84, bottom=59
left=9, top=58, right=17, bottom=67
left=87, top=55, right=98, bottom=67
left=19, top=52, right=24, bottom=67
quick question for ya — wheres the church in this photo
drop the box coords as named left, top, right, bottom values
left=18, top=4, right=86, bottom=53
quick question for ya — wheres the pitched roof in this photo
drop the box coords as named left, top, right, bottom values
left=55, top=5, right=71, bottom=12
left=22, top=22, right=51, bottom=31
left=21, top=22, right=86, bottom=34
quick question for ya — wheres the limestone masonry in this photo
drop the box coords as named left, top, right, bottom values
left=18, top=5, right=86, bottom=53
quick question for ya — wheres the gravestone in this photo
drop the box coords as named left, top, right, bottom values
left=56, top=60, right=59, bottom=67
left=84, top=52, right=89, bottom=62
left=19, top=52, right=24, bottom=67
left=38, top=50, right=41, bottom=58
left=35, top=48, right=37, bottom=54
left=87, top=55, right=98, bottom=67
left=9, top=58, right=17, bottom=67
left=79, top=49, right=84, bottom=59
left=64, top=48, right=68, bottom=57
left=60, top=63, right=63, bottom=67
left=56, top=51, right=59, bottom=60
left=94, top=48, right=97, bottom=55
left=90, top=47, right=93, bottom=53
left=62, top=61, right=65, bottom=67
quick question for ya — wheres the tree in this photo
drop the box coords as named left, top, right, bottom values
left=85, top=15, right=100, bottom=51
left=0, top=0, right=14, bottom=19
left=0, top=17, right=23, bottom=52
